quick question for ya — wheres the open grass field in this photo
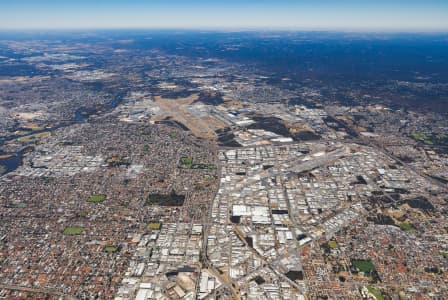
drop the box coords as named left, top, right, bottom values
left=63, top=226, right=85, bottom=235
left=366, top=285, right=384, bottom=300
left=180, top=157, right=216, bottom=170
left=104, top=245, right=119, bottom=253
left=352, top=259, right=375, bottom=273
left=147, top=223, right=162, bottom=230
left=180, top=157, right=193, bottom=168
left=87, top=194, right=107, bottom=203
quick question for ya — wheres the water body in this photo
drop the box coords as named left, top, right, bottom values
left=75, top=109, right=90, bottom=122
left=0, top=151, right=23, bottom=176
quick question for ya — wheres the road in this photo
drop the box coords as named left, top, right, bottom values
left=199, top=153, right=242, bottom=300
left=0, top=284, right=76, bottom=300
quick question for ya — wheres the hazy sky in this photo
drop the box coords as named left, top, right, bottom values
left=1, top=0, right=448, bottom=31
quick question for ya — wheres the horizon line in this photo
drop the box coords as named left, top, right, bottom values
left=1, top=26, right=448, bottom=34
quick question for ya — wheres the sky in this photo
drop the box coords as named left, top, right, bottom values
left=0, top=0, right=448, bottom=31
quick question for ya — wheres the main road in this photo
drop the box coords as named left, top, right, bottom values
left=0, top=284, right=76, bottom=300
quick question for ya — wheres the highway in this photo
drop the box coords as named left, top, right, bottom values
left=199, top=154, right=243, bottom=300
